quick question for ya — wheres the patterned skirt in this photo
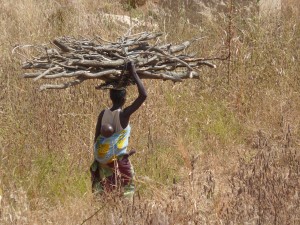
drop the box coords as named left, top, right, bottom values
left=90, top=154, right=135, bottom=198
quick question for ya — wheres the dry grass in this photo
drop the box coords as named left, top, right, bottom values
left=1, top=0, right=300, bottom=224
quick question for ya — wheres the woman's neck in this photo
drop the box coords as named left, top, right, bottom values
left=110, top=104, right=122, bottom=111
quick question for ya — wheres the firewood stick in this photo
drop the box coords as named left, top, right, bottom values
left=33, top=66, right=62, bottom=81
left=71, top=59, right=125, bottom=68
left=24, top=69, right=122, bottom=79
left=40, top=77, right=85, bottom=91
left=53, top=39, right=74, bottom=52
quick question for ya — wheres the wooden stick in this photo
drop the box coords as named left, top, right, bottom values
left=72, top=59, right=125, bottom=68
left=53, top=39, right=74, bottom=52
left=39, top=77, right=85, bottom=91
left=33, top=66, right=61, bottom=81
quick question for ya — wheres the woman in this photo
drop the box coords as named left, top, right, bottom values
left=90, top=61, right=147, bottom=198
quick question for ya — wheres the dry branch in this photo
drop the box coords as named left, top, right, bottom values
left=17, top=32, right=217, bottom=90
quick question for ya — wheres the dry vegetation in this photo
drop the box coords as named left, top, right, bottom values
left=1, top=0, right=300, bottom=224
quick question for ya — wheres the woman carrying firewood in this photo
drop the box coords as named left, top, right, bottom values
left=90, top=61, right=147, bottom=198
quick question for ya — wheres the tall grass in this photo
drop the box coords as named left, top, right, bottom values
left=1, top=0, right=300, bottom=224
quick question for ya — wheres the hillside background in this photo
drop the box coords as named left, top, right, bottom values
left=1, top=0, right=300, bottom=224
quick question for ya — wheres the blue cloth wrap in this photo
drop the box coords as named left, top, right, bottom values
left=94, top=125, right=131, bottom=164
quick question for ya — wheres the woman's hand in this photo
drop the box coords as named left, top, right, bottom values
left=127, top=61, right=136, bottom=74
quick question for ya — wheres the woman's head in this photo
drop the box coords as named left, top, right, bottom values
left=109, top=88, right=126, bottom=106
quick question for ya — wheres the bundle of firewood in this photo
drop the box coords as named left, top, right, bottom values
left=18, top=32, right=216, bottom=90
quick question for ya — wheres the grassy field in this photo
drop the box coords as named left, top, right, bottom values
left=1, top=0, right=300, bottom=224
